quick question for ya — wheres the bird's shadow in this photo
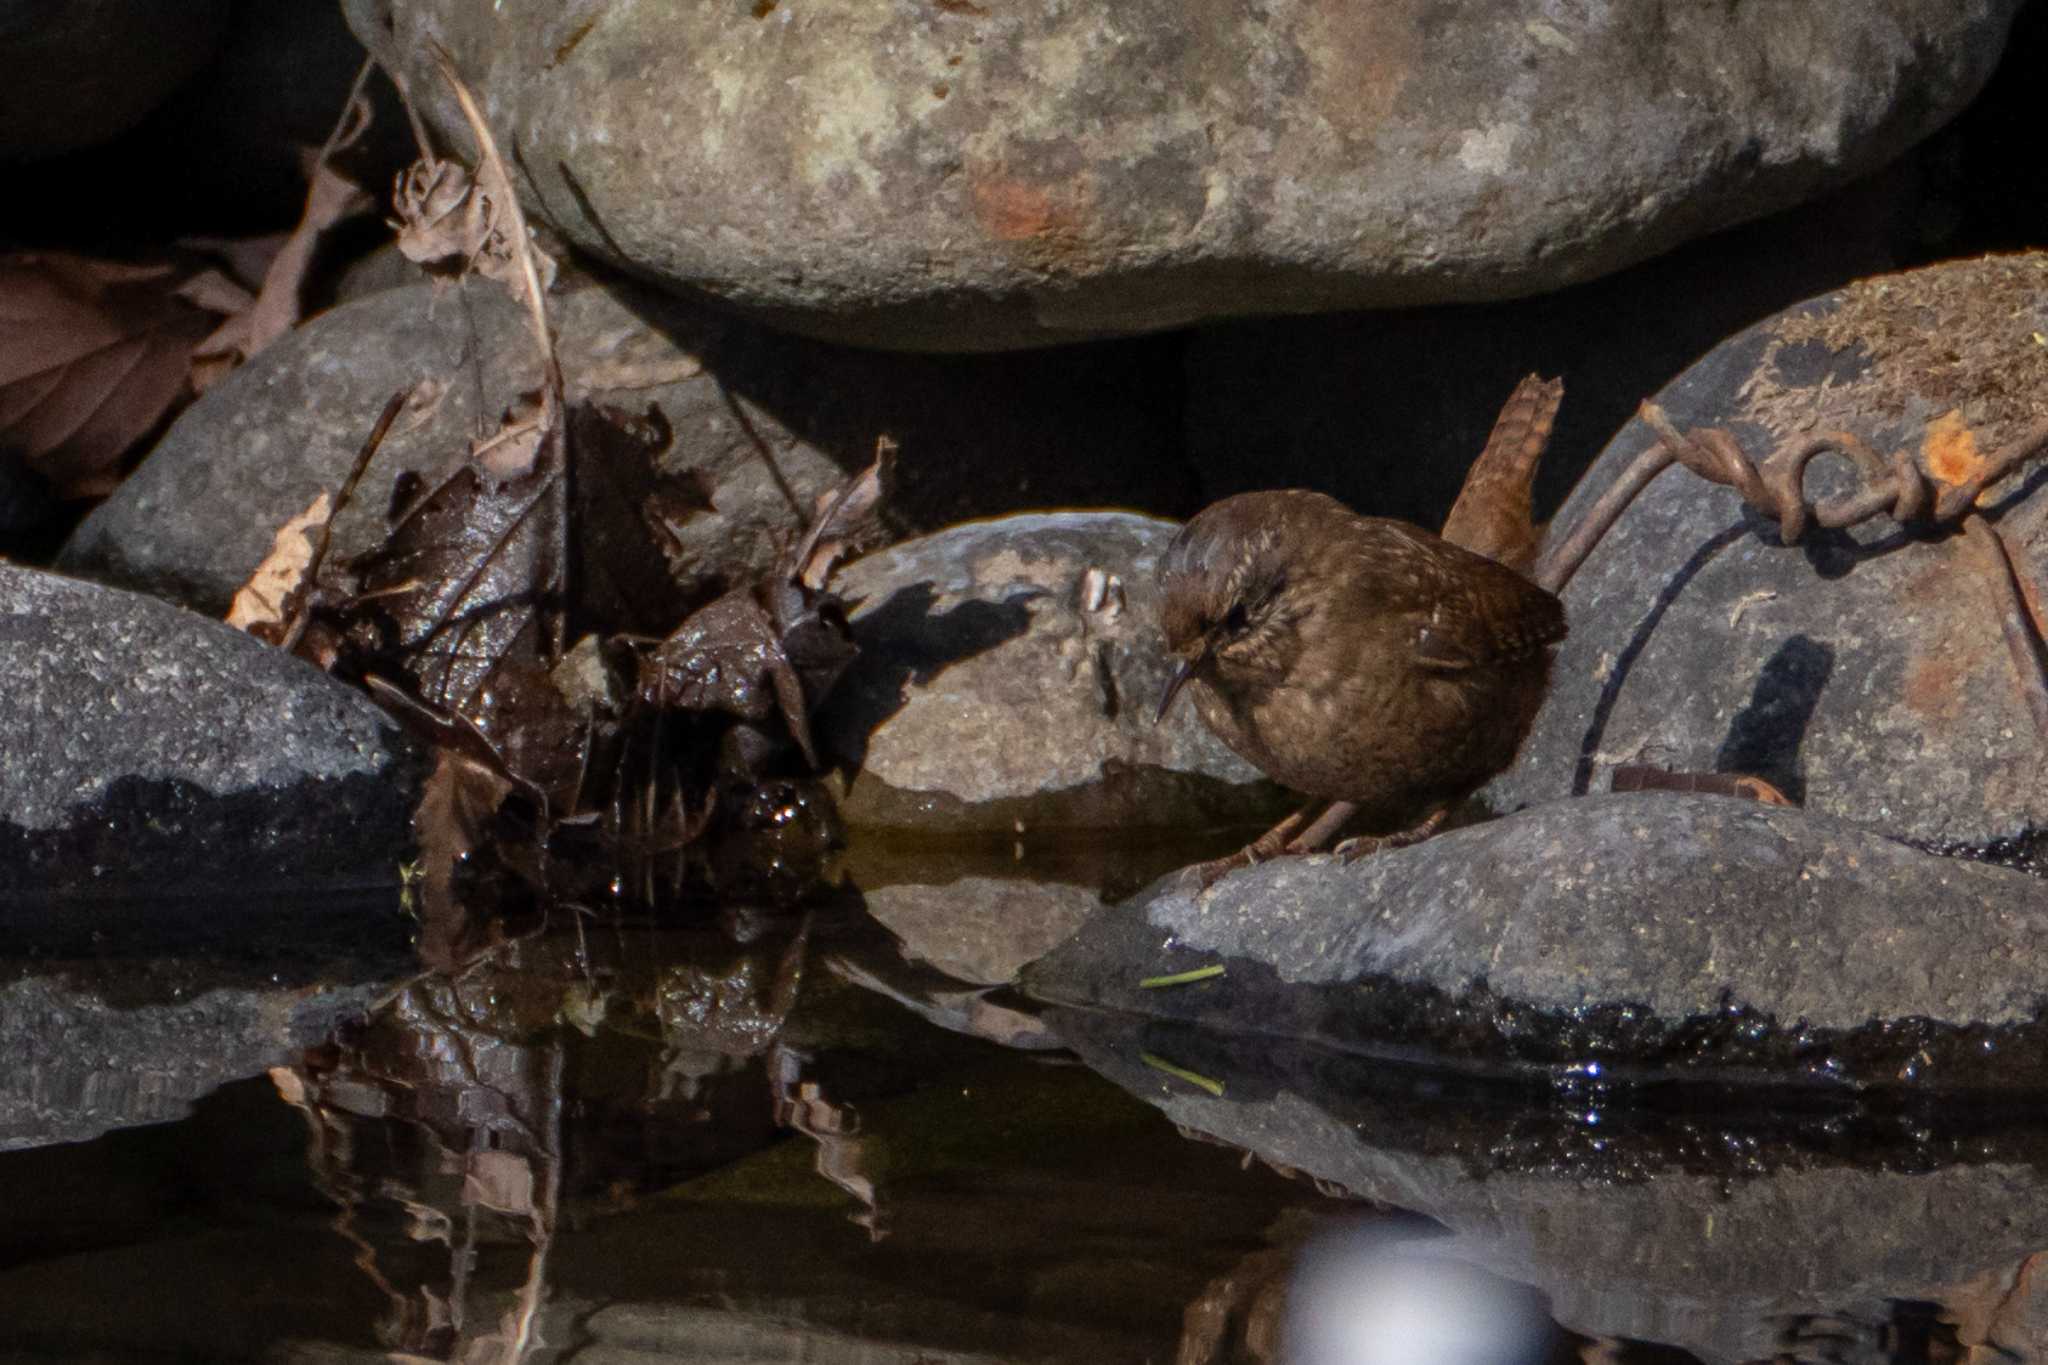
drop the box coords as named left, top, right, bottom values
left=1713, top=635, right=1834, bottom=804
left=1571, top=513, right=1873, bottom=796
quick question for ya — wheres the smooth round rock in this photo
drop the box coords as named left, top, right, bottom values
left=61, top=277, right=1190, bottom=616
left=0, top=564, right=421, bottom=896
left=1025, top=793, right=2048, bottom=1089
left=821, top=513, right=1286, bottom=833
left=861, top=877, right=1102, bottom=987
left=60, top=280, right=838, bottom=616
left=1491, top=252, right=2048, bottom=849
left=345, top=0, right=2018, bottom=348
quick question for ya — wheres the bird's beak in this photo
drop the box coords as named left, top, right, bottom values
left=1155, top=656, right=1196, bottom=725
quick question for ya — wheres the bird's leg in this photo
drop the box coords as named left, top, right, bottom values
left=1182, top=800, right=1318, bottom=888
left=1332, top=806, right=1451, bottom=862
left=1281, top=800, right=1360, bottom=855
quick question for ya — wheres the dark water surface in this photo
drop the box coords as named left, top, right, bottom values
left=1, top=868, right=2044, bottom=1364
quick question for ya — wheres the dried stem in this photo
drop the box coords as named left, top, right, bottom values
left=427, top=43, right=560, bottom=399
left=1960, top=513, right=2048, bottom=744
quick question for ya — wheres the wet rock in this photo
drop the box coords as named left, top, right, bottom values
left=1052, top=1009, right=2048, bottom=1365
left=820, top=513, right=1286, bottom=833
left=0, top=1, right=228, bottom=160
left=1490, top=252, right=2048, bottom=850
left=0, top=564, right=422, bottom=896
left=1025, top=793, right=2048, bottom=1090
left=345, top=0, right=2018, bottom=349
left=61, top=278, right=1190, bottom=615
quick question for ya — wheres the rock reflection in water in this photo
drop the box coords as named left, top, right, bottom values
left=1048, top=1006, right=2048, bottom=1364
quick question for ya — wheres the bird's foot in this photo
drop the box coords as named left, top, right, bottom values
left=1177, top=802, right=1324, bottom=890
left=1332, top=807, right=1452, bottom=863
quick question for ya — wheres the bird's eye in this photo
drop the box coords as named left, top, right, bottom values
left=1223, top=602, right=1250, bottom=635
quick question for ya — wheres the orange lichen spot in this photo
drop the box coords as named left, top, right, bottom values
left=972, top=178, right=1066, bottom=242
left=1901, top=648, right=1965, bottom=721
left=1923, top=409, right=1988, bottom=491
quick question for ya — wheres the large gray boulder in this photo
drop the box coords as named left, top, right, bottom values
left=1491, top=252, right=2048, bottom=850
left=1025, top=793, right=2048, bottom=1091
left=345, top=0, right=2019, bottom=348
left=61, top=278, right=1188, bottom=615
left=0, top=564, right=421, bottom=897
left=821, top=512, right=1286, bottom=833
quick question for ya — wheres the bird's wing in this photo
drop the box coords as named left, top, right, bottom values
left=1372, top=525, right=1566, bottom=672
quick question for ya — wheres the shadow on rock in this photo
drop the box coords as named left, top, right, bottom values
left=1714, top=634, right=1834, bottom=804
left=821, top=580, right=1035, bottom=775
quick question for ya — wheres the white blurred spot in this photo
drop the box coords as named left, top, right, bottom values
left=1283, top=1224, right=1553, bottom=1365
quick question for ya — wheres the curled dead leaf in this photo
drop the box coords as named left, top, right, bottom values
left=390, top=127, right=557, bottom=298
left=227, top=491, right=333, bottom=640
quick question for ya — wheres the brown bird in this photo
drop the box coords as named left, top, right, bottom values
left=1155, top=488, right=1567, bottom=878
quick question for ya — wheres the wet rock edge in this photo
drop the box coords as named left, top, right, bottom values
left=0, top=759, right=424, bottom=905
left=1023, top=895, right=2048, bottom=1098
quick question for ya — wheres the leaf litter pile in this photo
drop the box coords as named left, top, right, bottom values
left=212, top=52, right=891, bottom=964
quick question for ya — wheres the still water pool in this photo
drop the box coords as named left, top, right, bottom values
left=1, top=874, right=2041, bottom=1363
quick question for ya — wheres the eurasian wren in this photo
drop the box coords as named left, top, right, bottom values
left=1156, top=489, right=1566, bottom=865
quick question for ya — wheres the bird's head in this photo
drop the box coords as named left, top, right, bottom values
left=1155, top=496, right=1308, bottom=721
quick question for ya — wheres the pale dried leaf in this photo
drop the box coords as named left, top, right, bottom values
left=173, top=266, right=258, bottom=319
left=227, top=491, right=332, bottom=636
left=193, top=96, right=377, bottom=386
left=794, top=437, right=895, bottom=590
left=390, top=155, right=556, bottom=296
left=472, top=388, right=553, bottom=482
left=564, top=328, right=705, bottom=397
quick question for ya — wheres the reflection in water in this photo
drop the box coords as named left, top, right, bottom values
left=12, top=892, right=2048, bottom=1361
left=70, top=916, right=1306, bottom=1362
left=1048, top=1006, right=2048, bottom=1365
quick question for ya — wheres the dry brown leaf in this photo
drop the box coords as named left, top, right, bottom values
left=464, top=1149, right=536, bottom=1216
left=227, top=491, right=332, bottom=638
left=197, top=167, right=372, bottom=387
left=412, top=746, right=518, bottom=971
left=564, top=330, right=705, bottom=398
left=0, top=252, right=217, bottom=497
left=194, top=90, right=377, bottom=388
